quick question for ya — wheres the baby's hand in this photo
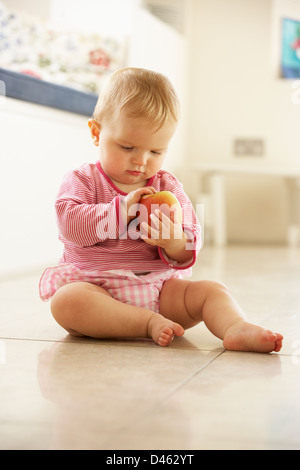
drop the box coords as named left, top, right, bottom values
left=123, top=187, right=157, bottom=225
left=141, top=205, right=184, bottom=250
left=141, top=207, right=190, bottom=264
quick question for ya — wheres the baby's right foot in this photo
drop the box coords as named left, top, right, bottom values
left=223, top=320, right=283, bottom=353
left=148, top=313, right=185, bottom=346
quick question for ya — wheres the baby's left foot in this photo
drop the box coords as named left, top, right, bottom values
left=223, top=321, right=283, bottom=353
left=147, top=313, right=185, bottom=346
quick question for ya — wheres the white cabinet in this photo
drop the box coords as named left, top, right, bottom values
left=0, top=98, right=97, bottom=275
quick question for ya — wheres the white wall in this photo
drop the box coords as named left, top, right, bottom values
left=186, top=0, right=300, bottom=165
left=184, top=0, right=300, bottom=243
left=2, top=0, right=139, bottom=37
left=3, top=0, right=51, bottom=21
left=50, top=0, right=139, bottom=38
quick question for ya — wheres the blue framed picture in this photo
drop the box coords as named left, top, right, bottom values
left=281, top=18, right=300, bottom=78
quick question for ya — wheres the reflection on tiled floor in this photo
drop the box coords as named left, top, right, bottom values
left=1, top=245, right=300, bottom=449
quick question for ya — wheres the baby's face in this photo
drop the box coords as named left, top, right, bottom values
left=96, top=111, right=176, bottom=192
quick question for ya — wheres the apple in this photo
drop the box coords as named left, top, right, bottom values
left=138, top=191, right=182, bottom=230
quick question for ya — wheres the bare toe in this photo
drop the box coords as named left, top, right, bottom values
left=273, top=333, right=284, bottom=352
left=158, top=327, right=174, bottom=346
left=148, top=314, right=184, bottom=347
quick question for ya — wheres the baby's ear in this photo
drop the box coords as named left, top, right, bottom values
left=88, top=119, right=100, bottom=146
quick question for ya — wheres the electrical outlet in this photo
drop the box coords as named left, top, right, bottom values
left=234, top=138, right=264, bottom=157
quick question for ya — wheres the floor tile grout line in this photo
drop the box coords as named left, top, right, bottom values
left=0, top=335, right=223, bottom=351
left=104, top=349, right=227, bottom=448
left=158, top=349, right=226, bottom=405
left=0, top=336, right=67, bottom=344
left=147, top=350, right=225, bottom=413
left=110, top=344, right=296, bottom=442
left=0, top=336, right=296, bottom=357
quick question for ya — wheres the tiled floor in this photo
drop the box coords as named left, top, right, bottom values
left=1, top=245, right=300, bottom=450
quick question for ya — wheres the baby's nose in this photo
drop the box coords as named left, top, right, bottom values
left=132, top=152, right=147, bottom=166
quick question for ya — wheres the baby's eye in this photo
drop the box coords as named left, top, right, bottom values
left=121, top=145, right=134, bottom=151
left=151, top=150, right=161, bottom=155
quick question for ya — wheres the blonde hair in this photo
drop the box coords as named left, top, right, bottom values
left=92, top=67, right=180, bottom=129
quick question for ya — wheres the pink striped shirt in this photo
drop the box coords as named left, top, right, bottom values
left=55, top=161, right=201, bottom=274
